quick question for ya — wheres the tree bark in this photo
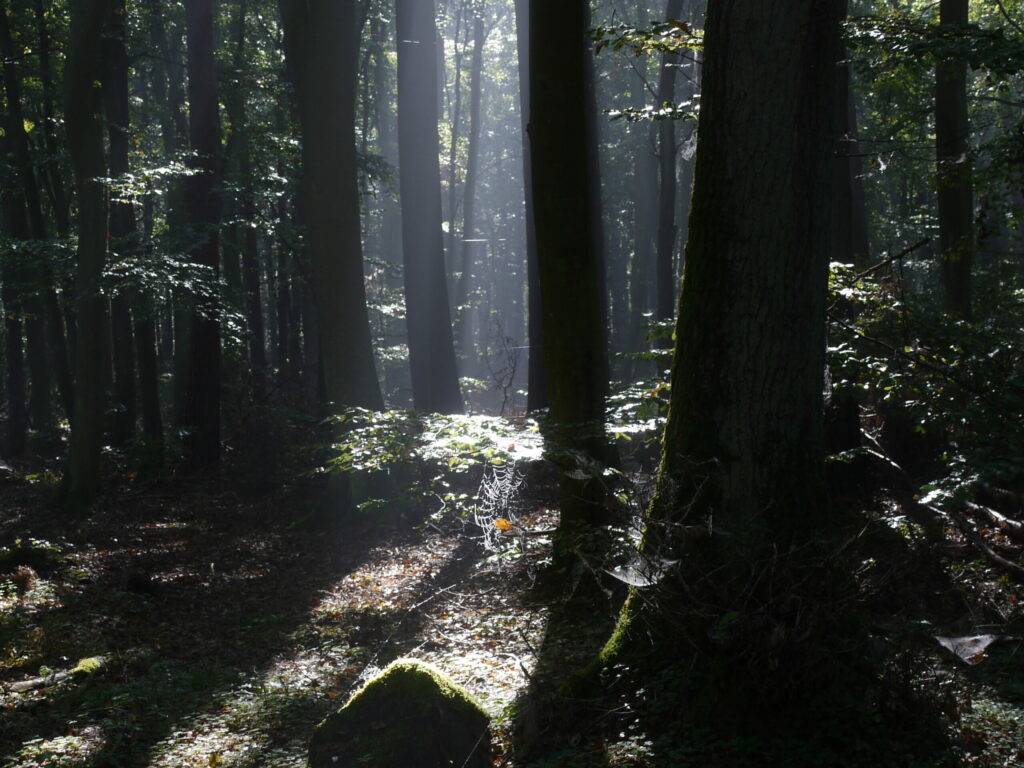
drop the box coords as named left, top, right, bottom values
left=63, top=0, right=110, bottom=507
left=935, top=0, right=973, bottom=319
left=395, top=0, right=463, bottom=413
left=0, top=4, right=54, bottom=439
left=445, top=2, right=466, bottom=275
left=831, top=50, right=870, bottom=269
left=103, top=0, right=139, bottom=447
left=529, top=0, right=611, bottom=535
left=654, top=0, right=684, bottom=324
left=182, top=0, right=223, bottom=471
left=33, top=0, right=71, bottom=239
left=513, top=0, right=545, bottom=412
left=600, top=0, right=850, bottom=726
left=0, top=155, right=29, bottom=459
left=280, top=0, right=384, bottom=411
left=454, top=8, right=486, bottom=370
left=138, top=193, right=164, bottom=461
left=143, top=0, right=191, bottom=429
left=224, top=0, right=266, bottom=392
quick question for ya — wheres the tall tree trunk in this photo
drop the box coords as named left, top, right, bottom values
left=280, top=0, right=384, bottom=411
left=935, top=0, right=973, bottom=319
left=0, top=155, right=29, bottom=459
left=33, top=1, right=75, bottom=421
left=654, top=0, right=684, bottom=324
left=33, top=0, right=71, bottom=238
left=182, top=0, right=223, bottom=471
left=372, top=12, right=407, bottom=403
left=225, top=0, right=266, bottom=393
left=274, top=189, right=292, bottom=377
left=513, top=0, right=545, bottom=412
left=529, top=0, right=610, bottom=536
left=600, top=0, right=851, bottom=728
left=445, top=2, right=466, bottom=273
left=625, top=4, right=658, bottom=382
left=455, top=8, right=486, bottom=369
left=0, top=4, right=54, bottom=439
left=1, top=292, right=28, bottom=459
left=831, top=50, right=870, bottom=269
left=103, top=0, right=138, bottom=447
left=144, top=0, right=191, bottom=429
left=395, top=0, right=463, bottom=413
left=138, top=193, right=164, bottom=461
left=63, top=0, right=110, bottom=508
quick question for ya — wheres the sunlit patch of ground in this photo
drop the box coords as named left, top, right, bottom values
left=134, top=525, right=551, bottom=768
left=4, top=730, right=106, bottom=768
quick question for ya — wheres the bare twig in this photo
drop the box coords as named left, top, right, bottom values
left=851, top=237, right=930, bottom=283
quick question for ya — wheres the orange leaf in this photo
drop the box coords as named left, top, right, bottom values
left=494, top=518, right=513, bottom=531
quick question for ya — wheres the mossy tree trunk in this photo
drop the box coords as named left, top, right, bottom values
left=600, top=0, right=849, bottom=724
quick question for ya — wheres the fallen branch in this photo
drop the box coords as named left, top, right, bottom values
left=3, top=656, right=106, bottom=694
left=7, top=670, right=72, bottom=693
left=860, top=442, right=1024, bottom=579
left=943, top=507, right=1024, bottom=580
left=964, top=501, right=1024, bottom=543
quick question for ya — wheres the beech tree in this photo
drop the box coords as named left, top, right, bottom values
left=653, top=0, right=684, bottom=324
left=181, top=0, right=223, bottom=471
left=529, top=0, right=611, bottom=537
left=513, top=0, right=545, bottom=412
left=395, top=0, right=463, bottom=414
left=597, top=0, right=859, bottom=735
left=935, top=0, right=974, bottom=319
left=63, top=0, right=110, bottom=507
left=280, top=0, right=384, bottom=412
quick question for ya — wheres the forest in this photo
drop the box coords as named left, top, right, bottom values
left=1, top=0, right=1024, bottom=766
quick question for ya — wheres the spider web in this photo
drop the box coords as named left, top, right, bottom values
left=472, top=461, right=526, bottom=552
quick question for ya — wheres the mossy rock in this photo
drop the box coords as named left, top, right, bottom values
left=308, top=658, right=492, bottom=768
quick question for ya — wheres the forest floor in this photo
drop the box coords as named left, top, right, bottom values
left=2, top=424, right=1024, bottom=767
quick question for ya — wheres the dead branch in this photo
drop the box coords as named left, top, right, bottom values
left=964, top=501, right=1024, bottom=543
left=851, top=237, right=931, bottom=283
left=942, top=506, right=1024, bottom=581
left=6, top=670, right=72, bottom=692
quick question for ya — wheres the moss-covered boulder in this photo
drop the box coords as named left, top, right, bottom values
left=308, top=658, right=492, bottom=768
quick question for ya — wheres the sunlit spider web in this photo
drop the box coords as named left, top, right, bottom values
left=472, top=461, right=526, bottom=552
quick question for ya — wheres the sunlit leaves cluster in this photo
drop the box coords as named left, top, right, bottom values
left=607, top=100, right=697, bottom=123
left=330, top=409, right=543, bottom=476
left=827, top=263, right=1024, bottom=492
left=592, top=20, right=703, bottom=58
left=846, top=14, right=1024, bottom=76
